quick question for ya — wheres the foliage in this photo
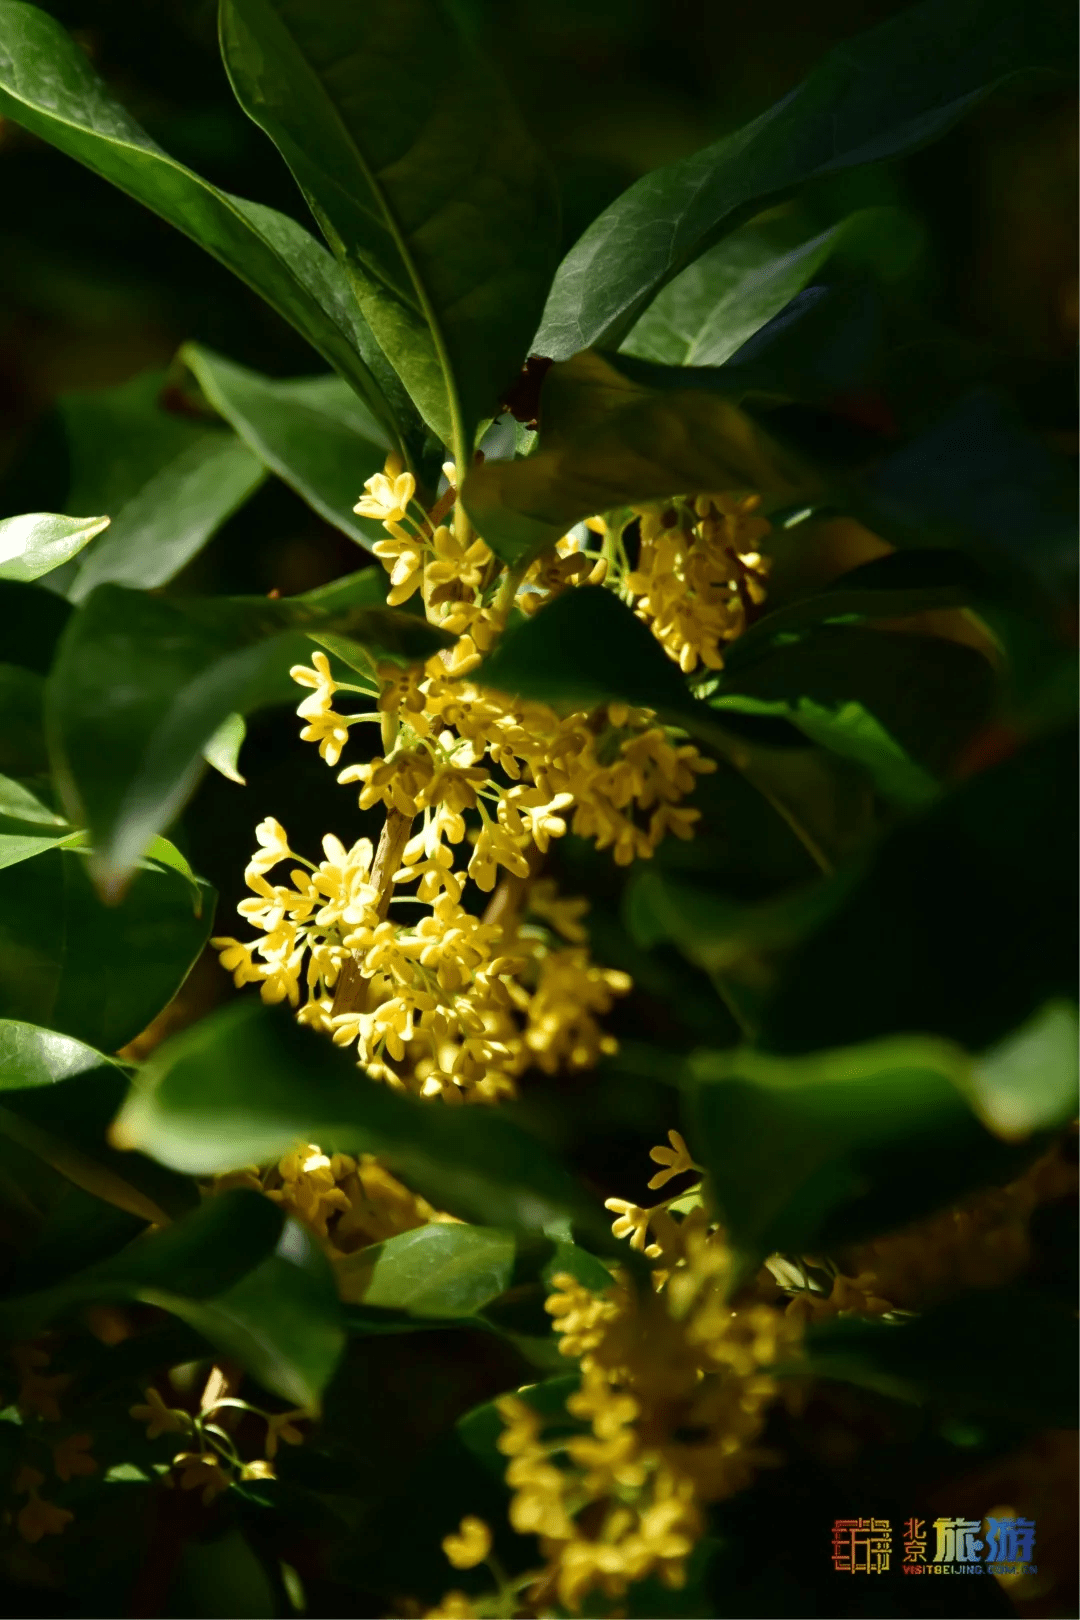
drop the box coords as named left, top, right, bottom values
left=0, top=0, right=1074, bottom=1615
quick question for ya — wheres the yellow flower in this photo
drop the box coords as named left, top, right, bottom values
left=604, top=1197, right=652, bottom=1251
left=424, top=1593, right=477, bottom=1619
left=647, top=1130, right=701, bottom=1190
left=240, top=1458, right=276, bottom=1481
left=17, top=1492, right=73, bottom=1544
left=51, top=1432, right=96, bottom=1482
left=13, top=1465, right=45, bottom=1494
left=264, top=1410, right=307, bottom=1459
left=354, top=462, right=417, bottom=524
left=247, top=816, right=293, bottom=876
left=173, top=1450, right=231, bottom=1506
left=130, top=1387, right=190, bottom=1441
left=441, top=1515, right=492, bottom=1570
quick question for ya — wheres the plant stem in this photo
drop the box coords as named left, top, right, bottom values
left=330, top=809, right=414, bottom=1017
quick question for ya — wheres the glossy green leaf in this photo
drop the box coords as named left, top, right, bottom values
left=219, top=0, right=560, bottom=456
left=534, top=0, right=1072, bottom=357
left=46, top=583, right=451, bottom=893
left=0, top=511, right=110, bottom=584
left=336, top=1224, right=516, bottom=1317
left=462, top=350, right=819, bottom=564
left=0, top=0, right=404, bottom=445
left=761, top=728, right=1077, bottom=1053
left=181, top=344, right=390, bottom=546
left=620, top=209, right=913, bottom=369
left=114, top=999, right=609, bottom=1244
left=60, top=372, right=265, bottom=601
left=800, top=1286, right=1078, bottom=1426
left=963, top=1002, right=1079, bottom=1142
left=0, top=847, right=214, bottom=1052
left=686, top=1033, right=1035, bottom=1263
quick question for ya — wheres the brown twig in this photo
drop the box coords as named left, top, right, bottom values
left=330, top=809, right=415, bottom=1017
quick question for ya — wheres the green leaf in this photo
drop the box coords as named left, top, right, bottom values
left=800, top=1286, right=1078, bottom=1427
left=167, top=1217, right=344, bottom=1407
left=964, top=1002, right=1079, bottom=1142
left=59, top=371, right=265, bottom=601
left=534, top=0, right=1072, bottom=356
left=710, top=624, right=997, bottom=789
left=620, top=209, right=912, bottom=369
left=46, top=583, right=451, bottom=893
left=0, top=1186, right=342, bottom=1402
left=0, top=825, right=84, bottom=872
left=335, top=1224, right=516, bottom=1317
left=0, top=1, right=404, bottom=445
left=180, top=344, right=390, bottom=546
left=0, top=847, right=214, bottom=1052
left=0, top=512, right=110, bottom=583
left=0, top=774, right=67, bottom=827
left=461, top=350, right=819, bottom=564
left=201, top=713, right=247, bottom=786
left=725, top=549, right=988, bottom=666
left=761, top=728, right=1077, bottom=1053
left=219, top=0, right=560, bottom=455
left=113, top=999, right=609, bottom=1244
left=685, top=1034, right=1037, bottom=1264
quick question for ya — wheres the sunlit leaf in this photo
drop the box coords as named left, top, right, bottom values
left=0, top=511, right=109, bottom=584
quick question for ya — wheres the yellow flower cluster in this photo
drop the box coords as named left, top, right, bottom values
left=213, top=811, right=630, bottom=1102
left=3, top=1341, right=95, bottom=1544
left=625, top=494, right=771, bottom=673
left=215, top=1142, right=458, bottom=1262
left=215, top=451, right=735, bottom=1105
left=493, top=1231, right=800, bottom=1613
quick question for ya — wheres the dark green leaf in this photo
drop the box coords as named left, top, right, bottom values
left=60, top=370, right=265, bottom=600
left=46, top=583, right=451, bottom=892
left=534, top=0, right=1073, bottom=356
left=220, top=0, right=560, bottom=454
left=335, top=1224, right=516, bottom=1317
left=0, top=1018, right=197, bottom=1225
left=181, top=344, right=390, bottom=546
left=0, top=0, right=404, bottom=445
left=0, top=511, right=110, bottom=583
left=0, top=1188, right=340, bottom=1402
left=725, top=549, right=989, bottom=665
left=761, top=728, right=1078, bottom=1052
left=620, top=208, right=916, bottom=369
left=800, top=1286, right=1078, bottom=1426
left=686, top=1034, right=1036, bottom=1264
left=707, top=624, right=998, bottom=800
left=0, top=847, right=214, bottom=1052
left=114, top=999, right=610, bottom=1244
left=170, top=1217, right=344, bottom=1406
left=462, top=350, right=819, bottom=564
